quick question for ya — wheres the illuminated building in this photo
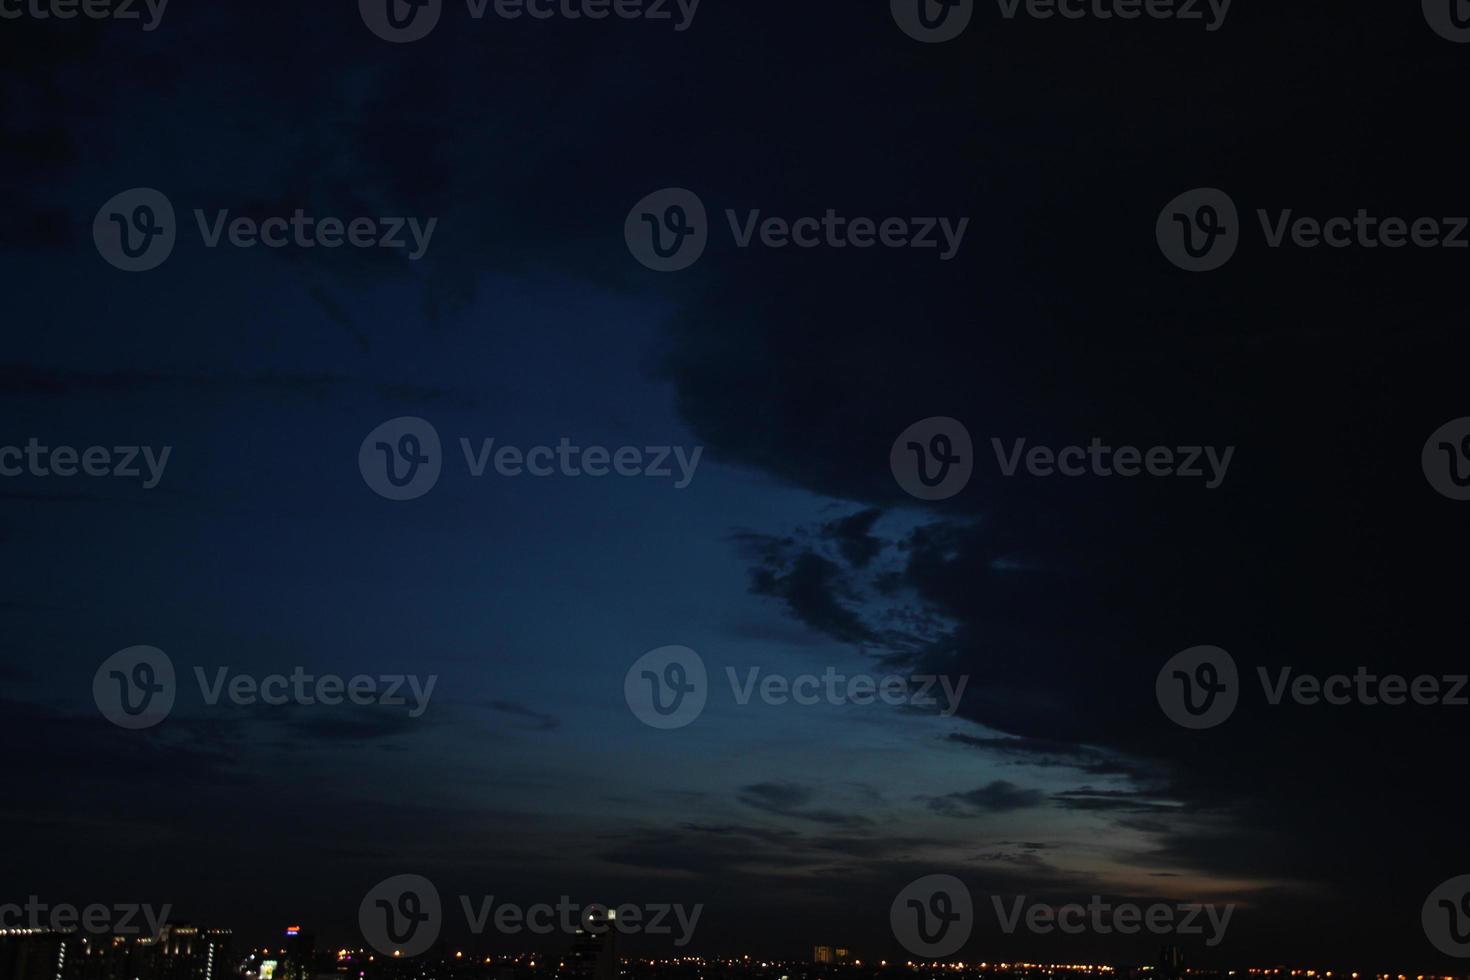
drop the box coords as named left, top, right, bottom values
left=567, top=907, right=618, bottom=980
left=144, top=924, right=233, bottom=980
left=0, top=930, right=69, bottom=980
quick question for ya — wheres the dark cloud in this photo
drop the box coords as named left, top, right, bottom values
left=1051, top=788, right=1181, bottom=815
left=928, top=780, right=1047, bottom=816
left=481, top=699, right=561, bottom=731
left=945, top=732, right=1155, bottom=778
left=737, top=782, right=875, bottom=829
left=747, top=548, right=877, bottom=646
left=0, top=363, right=464, bottom=406
left=822, top=508, right=885, bottom=568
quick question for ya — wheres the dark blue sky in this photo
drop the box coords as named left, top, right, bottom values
left=3, top=0, right=1470, bottom=969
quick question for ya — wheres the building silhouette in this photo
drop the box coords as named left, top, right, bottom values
left=813, top=946, right=851, bottom=965
left=566, top=908, right=619, bottom=980
left=1158, top=945, right=1184, bottom=980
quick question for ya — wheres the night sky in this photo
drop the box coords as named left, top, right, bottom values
left=4, top=0, right=1470, bottom=970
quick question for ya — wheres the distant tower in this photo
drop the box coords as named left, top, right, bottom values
left=815, top=946, right=834, bottom=964
left=1159, top=945, right=1184, bottom=980
left=568, top=907, right=619, bottom=980
left=279, top=926, right=314, bottom=980
left=0, top=931, right=70, bottom=980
